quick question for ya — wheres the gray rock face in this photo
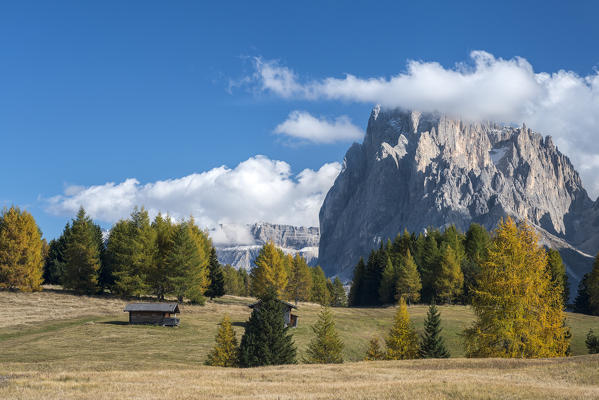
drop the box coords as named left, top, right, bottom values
left=319, top=108, right=598, bottom=292
left=213, top=222, right=319, bottom=270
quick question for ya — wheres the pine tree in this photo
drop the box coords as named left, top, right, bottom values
left=364, top=337, right=385, bottom=361
left=464, top=218, right=570, bottom=358
left=304, top=307, right=344, bottom=364
left=106, top=208, right=156, bottom=297
left=167, top=222, right=207, bottom=304
left=148, top=213, right=176, bottom=300
left=586, top=253, right=599, bottom=316
left=420, top=234, right=439, bottom=302
left=0, top=206, right=44, bottom=291
left=547, top=249, right=569, bottom=305
left=396, top=249, right=422, bottom=304
left=62, top=208, right=101, bottom=294
left=385, top=298, right=419, bottom=360
left=238, top=289, right=296, bottom=367
left=310, top=266, right=329, bottom=305
left=574, top=273, right=591, bottom=314
left=378, top=256, right=397, bottom=305
left=43, top=224, right=71, bottom=285
left=419, top=301, right=449, bottom=358
left=250, top=242, right=288, bottom=298
left=463, top=223, right=490, bottom=302
left=586, top=329, right=599, bottom=354
left=286, top=254, right=312, bottom=303
left=206, top=247, right=225, bottom=299
left=348, top=257, right=366, bottom=306
left=205, top=314, right=239, bottom=367
left=330, top=277, right=347, bottom=307
left=434, top=244, right=464, bottom=303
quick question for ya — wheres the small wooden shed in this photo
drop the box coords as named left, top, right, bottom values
left=124, top=303, right=180, bottom=326
left=249, top=299, right=298, bottom=328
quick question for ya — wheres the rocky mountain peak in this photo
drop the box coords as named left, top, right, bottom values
left=319, top=108, right=597, bottom=290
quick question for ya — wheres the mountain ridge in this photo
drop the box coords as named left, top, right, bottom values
left=318, top=107, right=598, bottom=292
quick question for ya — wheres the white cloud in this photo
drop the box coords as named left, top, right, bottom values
left=244, top=53, right=599, bottom=197
left=46, top=156, right=341, bottom=231
left=274, top=111, right=363, bottom=143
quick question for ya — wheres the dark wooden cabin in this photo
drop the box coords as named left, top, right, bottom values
left=249, top=299, right=298, bottom=328
left=124, top=303, right=180, bottom=326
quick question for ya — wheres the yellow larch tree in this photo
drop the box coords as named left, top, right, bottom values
left=385, top=297, right=419, bottom=360
left=464, top=217, right=570, bottom=358
left=250, top=241, right=288, bottom=298
left=0, top=206, right=44, bottom=291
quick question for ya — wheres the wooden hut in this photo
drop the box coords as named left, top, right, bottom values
left=124, top=303, right=180, bottom=326
left=249, top=299, right=298, bottom=328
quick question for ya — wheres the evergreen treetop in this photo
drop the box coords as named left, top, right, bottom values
left=419, top=301, right=449, bottom=358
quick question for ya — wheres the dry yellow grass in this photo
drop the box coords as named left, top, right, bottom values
left=1, top=356, right=598, bottom=399
left=1, top=288, right=599, bottom=399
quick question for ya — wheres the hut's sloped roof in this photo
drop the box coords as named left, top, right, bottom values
left=124, top=303, right=180, bottom=313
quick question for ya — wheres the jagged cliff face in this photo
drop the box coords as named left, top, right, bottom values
left=319, top=108, right=598, bottom=288
left=213, top=222, right=319, bottom=270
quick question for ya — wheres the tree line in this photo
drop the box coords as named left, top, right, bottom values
left=348, top=222, right=572, bottom=308
left=225, top=241, right=347, bottom=307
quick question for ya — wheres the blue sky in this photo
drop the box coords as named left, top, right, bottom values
left=1, top=1, right=598, bottom=239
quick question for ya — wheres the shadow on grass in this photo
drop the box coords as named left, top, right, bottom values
left=100, top=321, right=129, bottom=326
left=232, top=321, right=247, bottom=328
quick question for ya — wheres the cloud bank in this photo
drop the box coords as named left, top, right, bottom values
left=274, top=111, right=363, bottom=143
left=245, top=53, right=599, bottom=196
left=46, top=156, right=341, bottom=229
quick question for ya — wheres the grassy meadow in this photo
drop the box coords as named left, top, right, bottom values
left=1, top=288, right=599, bottom=399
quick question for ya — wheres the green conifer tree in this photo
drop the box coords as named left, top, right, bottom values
left=304, top=307, right=344, bottom=364
left=238, top=289, right=296, bottom=367
left=205, top=314, right=239, bottom=367
left=43, top=223, right=71, bottom=285
left=364, top=337, right=385, bottom=361
left=348, top=257, right=366, bottom=306
left=547, top=249, right=569, bottom=305
left=396, top=249, right=422, bottom=304
left=574, top=273, right=591, bottom=314
left=586, top=253, right=599, bottom=316
left=167, top=222, right=206, bottom=304
left=378, top=256, right=397, bottom=305
left=62, top=208, right=101, bottom=294
left=310, top=266, right=329, bottom=305
left=385, top=298, right=419, bottom=360
left=586, top=329, right=599, bottom=354
left=419, top=301, right=449, bottom=358
left=330, top=277, right=347, bottom=307
left=206, top=247, right=225, bottom=299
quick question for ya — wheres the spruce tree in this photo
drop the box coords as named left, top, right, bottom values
left=62, top=208, right=101, bottom=294
left=286, top=254, right=312, bottom=303
left=167, top=222, right=207, bottom=304
left=385, top=298, right=419, bottom=360
left=250, top=242, right=288, bottom=298
left=238, top=288, right=296, bottom=367
left=206, top=247, right=225, bottom=299
left=304, top=307, right=344, bottom=364
left=464, top=218, right=570, bottom=358
left=547, top=249, right=569, bottom=305
left=205, top=314, right=239, bottom=367
left=348, top=257, right=366, bottom=306
left=586, top=253, right=599, bottom=316
left=586, top=329, right=599, bottom=354
left=419, top=301, right=449, bottom=358
left=43, top=224, right=71, bottom=285
left=396, top=249, right=422, bottom=304
left=574, top=273, right=591, bottom=314
left=378, top=256, right=397, bottom=305
left=0, top=206, right=44, bottom=291
left=330, top=277, right=347, bottom=307
left=364, top=337, right=385, bottom=361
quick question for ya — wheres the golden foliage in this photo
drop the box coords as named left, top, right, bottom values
left=385, top=298, right=419, bottom=360
left=205, top=314, right=239, bottom=367
left=0, top=206, right=44, bottom=291
left=250, top=241, right=288, bottom=298
left=464, top=218, right=570, bottom=358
